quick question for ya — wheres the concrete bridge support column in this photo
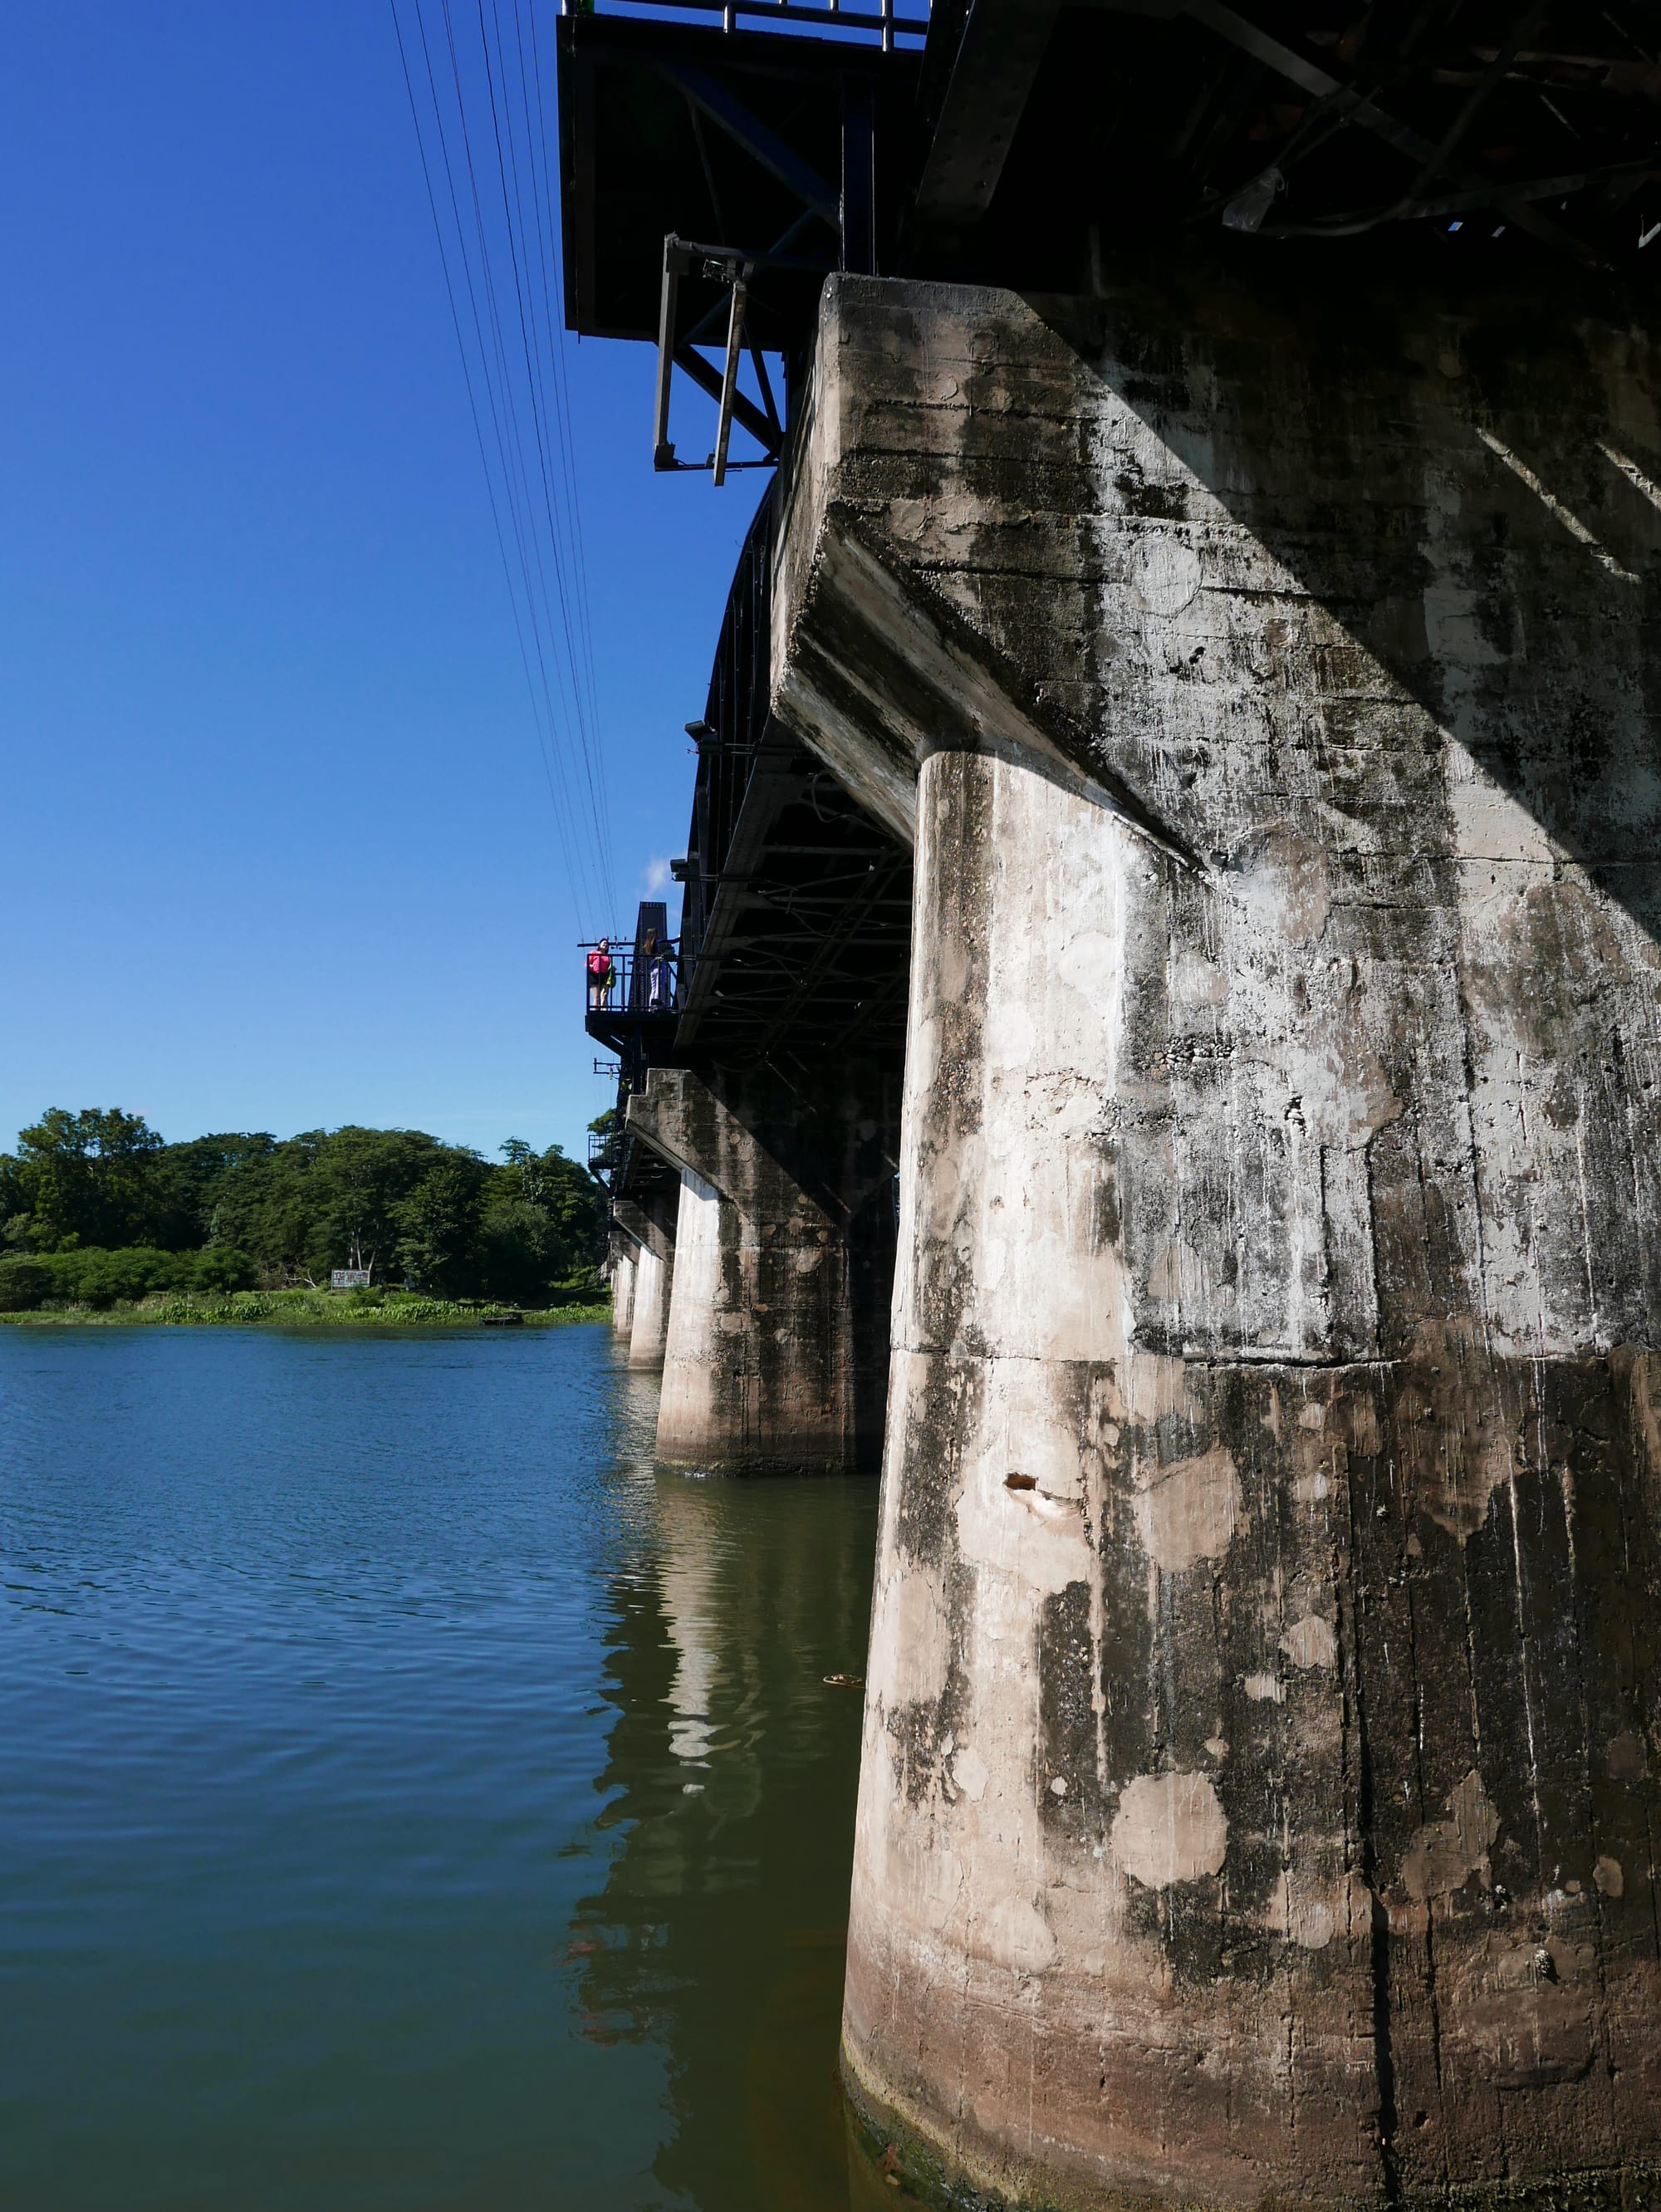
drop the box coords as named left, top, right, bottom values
left=846, top=733, right=1661, bottom=2212
left=768, top=275, right=1661, bottom=2208
left=626, top=1247, right=667, bottom=1370
left=607, top=1235, right=636, bottom=1341
left=614, top=1197, right=676, bottom=1372
left=626, top=1065, right=897, bottom=1474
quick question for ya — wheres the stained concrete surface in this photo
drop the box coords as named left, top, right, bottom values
left=771, top=271, right=1661, bottom=2208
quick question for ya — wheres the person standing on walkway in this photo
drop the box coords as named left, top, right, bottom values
left=587, top=939, right=614, bottom=1009
left=647, top=932, right=673, bottom=1012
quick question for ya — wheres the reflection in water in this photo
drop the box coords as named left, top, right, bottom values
left=0, top=1326, right=896, bottom=2211
left=580, top=1356, right=889, bottom=2211
left=660, top=1480, right=721, bottom=1773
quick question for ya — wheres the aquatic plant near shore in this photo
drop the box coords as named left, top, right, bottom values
left=0, top=1287, right=610, bottom=1329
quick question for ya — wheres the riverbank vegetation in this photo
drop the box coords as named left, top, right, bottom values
left=1, top=1287, right=610, bottom=1329
left=0, top=1109, right=608, bottom=1320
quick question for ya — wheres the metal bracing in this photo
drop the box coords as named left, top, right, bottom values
left=647, top=56, right=841, bottom=222
left=1054, top=0, right=1661, bottom=267
left=566, top=0, right=1661, bottom=369
left=663, top=483, right=914, bottom=1065
left=564, top=0, right=925, bottom=48
left=557, top=7, right=922, bottom=351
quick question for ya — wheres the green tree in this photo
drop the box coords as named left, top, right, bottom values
left=152, top=1132, right=277, bottom=1249
left=474, top=1198, right=562, bottom=1305
left=394, top=1154, right=490, bottom=1292
left=0, top=1154, right=27, bottom=1247
left=208, top=1126, right=473, bottom=1284
left=12, top=1109, right=167, bottom=1251
left=478, top=1139, right=604, bottom=1294
left=0, top=1113, right=604, bottom=1301
left=0, top=1256, right=50, bottom=1311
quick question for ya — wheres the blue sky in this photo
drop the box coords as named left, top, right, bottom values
left=2, top=3, right=762, bottom=1164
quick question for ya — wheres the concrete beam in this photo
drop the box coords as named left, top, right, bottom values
left=611, top=1197, right=674, bottom=1267
left=626, top=1063, right=898, bottom=1474
left=775, top=272, right=1661, bottom=2207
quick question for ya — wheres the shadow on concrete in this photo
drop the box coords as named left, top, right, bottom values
left=1023, top=259, right=1661, bottom=944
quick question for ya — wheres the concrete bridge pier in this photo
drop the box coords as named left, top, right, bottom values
left=613, top=1196, right=676, bottom=1372
left=626, top=1065, right=898, bottom=1475
left=767, top=274, right=1661, bottom=2209
left=607, top=1234, right=637, bottom=1341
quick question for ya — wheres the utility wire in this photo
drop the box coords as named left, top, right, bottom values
left=390, top=0, right=590, bottom=921
left=521, top=0, right=603, bottom=730
left=474, top=0, right=610, bottom=861
left=390, top=0, right=615, bottom=938
left=436, top=0, right=609, bottom=917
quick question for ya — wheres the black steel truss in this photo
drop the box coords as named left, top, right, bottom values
left=673, top=487, right=913, bottom=1062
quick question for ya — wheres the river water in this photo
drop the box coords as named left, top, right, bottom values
left=0, top=1324, right=893, bottom=2211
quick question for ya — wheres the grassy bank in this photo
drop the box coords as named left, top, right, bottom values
left=0, top=1287, right=611, bottom=1329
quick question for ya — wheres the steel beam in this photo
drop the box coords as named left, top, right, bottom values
left=648, top=56, right=840, bottom=226
left=713, top=272, right=749, bottom=486
left=911, top=0, right=1065, bottom=234
left=1093, top=0, right=1599, bottom=257
left=672, top=343, right=780, bottom=458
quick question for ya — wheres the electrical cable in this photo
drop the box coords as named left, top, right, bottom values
left=473, top=0, right=612, bottom=899
left=390, top=0, right=617, bottom=939
left=390, top=0, right=591, bottom=925
left=437, top=0, right=609, bottom=921
left=473, top=0, right=606, bottom=845
left=423, top=0, right=608, bottom=928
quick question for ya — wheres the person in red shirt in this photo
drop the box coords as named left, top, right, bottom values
left=586, top=939, right=614, bottom=1009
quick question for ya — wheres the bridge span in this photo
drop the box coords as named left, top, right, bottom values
left=568, top=3, right=1661, bottom=2205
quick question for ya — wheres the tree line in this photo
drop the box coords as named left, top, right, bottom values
left=0, top=1108, right=605, bottom=1309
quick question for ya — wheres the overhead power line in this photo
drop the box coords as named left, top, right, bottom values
left=391, top=0, right=615, bottom=936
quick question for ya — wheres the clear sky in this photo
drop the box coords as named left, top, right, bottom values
left=2, top=3, right=763, bottom=1165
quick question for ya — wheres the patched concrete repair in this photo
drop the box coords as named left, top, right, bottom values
left=627, top=1062, right=899, bottom=1474
left=771, top=273, right=1661, bottom=2208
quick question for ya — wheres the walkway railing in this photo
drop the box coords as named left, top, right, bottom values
left=559, top=0, right=928, bottom=51
left=581, top=943, right=683, bottom=1021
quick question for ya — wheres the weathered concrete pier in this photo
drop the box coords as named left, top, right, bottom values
left=798, top=265, right=1661, bottom=2211
left=564, top=3, right=1661, bottom=2203
left=605, top=1234, right=636, bottom=1341
left=628, top=1063, right=899, bottom=1472
left=611, top=1195, right=676, bottom=1370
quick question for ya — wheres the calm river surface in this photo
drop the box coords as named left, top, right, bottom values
left=0, top=1324, right=889, bottom=2211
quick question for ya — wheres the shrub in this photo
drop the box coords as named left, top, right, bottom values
left=42, top=1247, right=188, bottom=1305
left=184, top=1248, right=257, bottom=1293
left=0, top=1257, right=51, bottom=1312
